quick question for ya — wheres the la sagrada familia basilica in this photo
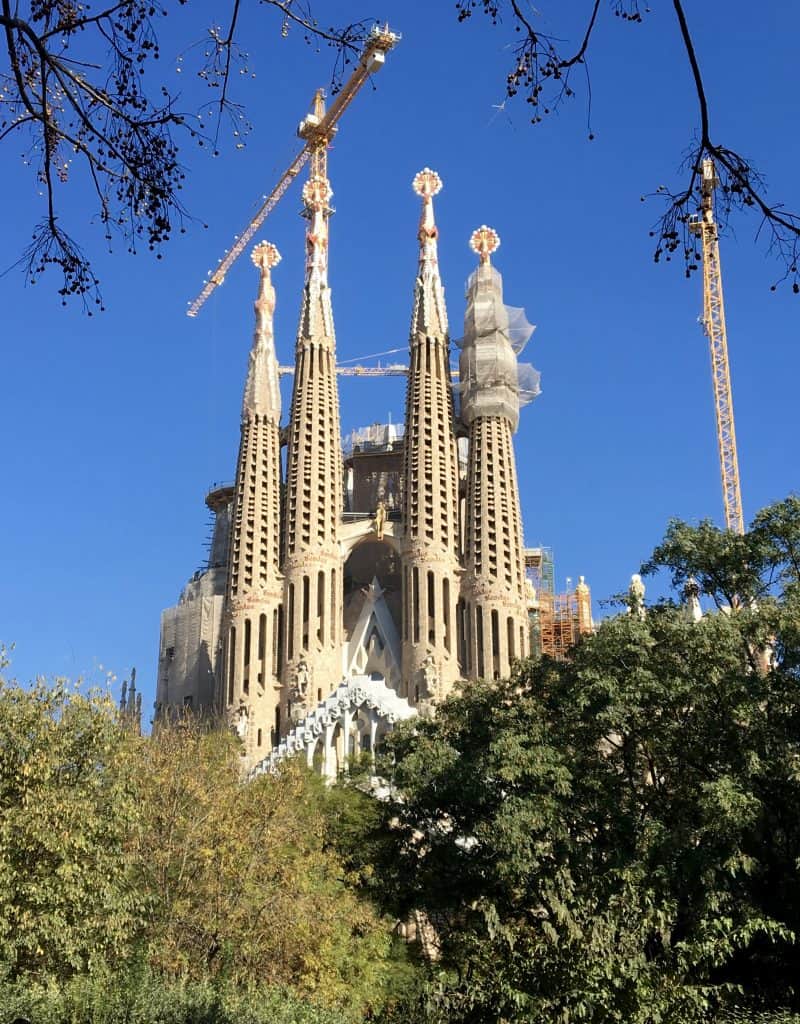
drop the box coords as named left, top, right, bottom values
left=156, top=158, right=572, bottom=775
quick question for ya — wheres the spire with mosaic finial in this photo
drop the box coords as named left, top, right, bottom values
left=243, top=241, right=282, bottom=421
left=410, top=168, right=447, bottom=336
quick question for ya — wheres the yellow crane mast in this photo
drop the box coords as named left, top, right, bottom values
left=690, top=158, right=745, bottom=535
left=187, top=25, right=399, bottom=318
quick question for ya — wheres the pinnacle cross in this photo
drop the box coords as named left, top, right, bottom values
left=413, top=167, right=442, bottom=261
left=302, top=174, right=333, bottom=280
left=245, top=240, right=281, bottom=419
left=410, top=168, right=447, bottom=336
left=470, top=224, right=501, bottom=265
left=251, top=241, right=280, bottom=325
left=252, top=240, right=281, bottom=290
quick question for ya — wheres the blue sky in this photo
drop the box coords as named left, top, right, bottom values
left=1, top=0, right=797, bottom=716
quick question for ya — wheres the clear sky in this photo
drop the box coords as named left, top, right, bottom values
left=1, top=0, right=797, bottom=717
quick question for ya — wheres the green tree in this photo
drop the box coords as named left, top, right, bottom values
left=129, top=721, right=402, bottom=1019
left=0, top=670, right=140, bottom=980
left=371, top=498, right=800, bottom=1022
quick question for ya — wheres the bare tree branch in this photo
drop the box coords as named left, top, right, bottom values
left=462, top=0, right=800, bottom=294
left=0, top=0, right=367, bottom=308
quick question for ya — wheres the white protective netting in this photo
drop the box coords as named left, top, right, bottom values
left=517, top=362, right=542, bottom=408
left=456, top=264, right=541, bottom=416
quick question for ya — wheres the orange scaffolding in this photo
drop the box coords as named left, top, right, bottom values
left=525, top=548, right=593, bottom=661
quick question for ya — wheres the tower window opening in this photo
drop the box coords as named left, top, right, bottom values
left=330, top=568, right=336, bottom=645
left=257, top=728, right=262, bottom=747
left=271, top=608, right=278, bottom=677
left=302, top=575, right=310, bottom=650
left=412, top=568, right=420, bottom=644
left=443, top=578, right=451, bottom=653
left=287, top=584, right=295, bottom=662
left=276, top=604, right=284, bottom=675
left=317, top=570, right=325, bottom=645
left=243, top=618, right=251, bottom=695
left=427, top=570, right=436, bottom=644
left=456, top=598, right=466, bottom=672
left=464, top=602, right=472, bottom=674
left=228, top=626, right=236, bottom=705
left=476, top=606, right=485, bottom=679
left=508, top=616, right=516, bottom=663
left=401, top=567, right=407, bottom=641
left=491, top=609, right=500, bottom=680
left=258, top=613, right=266, bottom=662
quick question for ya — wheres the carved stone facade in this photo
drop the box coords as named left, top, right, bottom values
left=157, top=167, right=562, bottom=771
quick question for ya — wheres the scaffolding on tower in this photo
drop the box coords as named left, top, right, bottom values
left=526, top=548, right=593, bottom=661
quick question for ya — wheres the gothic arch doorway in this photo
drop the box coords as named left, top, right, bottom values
left=342, top=539, right=402, bottom=691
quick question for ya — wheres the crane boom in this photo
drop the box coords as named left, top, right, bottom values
left=187, top=150, right=310, bottom=318
left=187, top=25, right=399, bottom=318
left=690, top=159, right=745, bottom=535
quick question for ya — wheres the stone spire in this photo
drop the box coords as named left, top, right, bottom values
left=459, top=227, right=529, bottom=680
left=280, top=168, right=344, bottom=725
left=221, top=241, right=285, bottom=765
left=401, top=169, right=462, bottom=706
left=242, top=242, right=282, bottom=419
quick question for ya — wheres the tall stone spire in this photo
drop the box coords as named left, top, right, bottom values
left=280, top=168, right=343, bottom=724
left=401, top=169, right=462, bottom=706
left=221, top=241, right=285, bottom=764
left=459, top=227, right=529, bottom=680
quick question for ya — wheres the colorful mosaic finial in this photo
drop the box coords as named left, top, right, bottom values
left=412, top=167, right=443, bottom=199
left=251, top=241, right=281, bottom=272
left=470, top=225, right=500, bottom=264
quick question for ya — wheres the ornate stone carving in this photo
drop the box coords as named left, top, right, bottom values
left=233, top=702, right=249, bottom=739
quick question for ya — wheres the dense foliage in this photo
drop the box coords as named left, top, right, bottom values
left=0, top=676, right=140, bottom=979
left=0, top=672, right=404, bottom=1022
left=0, top=969, right=348, bottom=1024
left=347, top=497, right=800, bottom=1022
left=2, top=497, right=799, bottom=1022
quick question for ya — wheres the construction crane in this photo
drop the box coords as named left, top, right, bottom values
left=187, top=25, right=400, bottom=318
left=689, top=158, right=745, bottom=535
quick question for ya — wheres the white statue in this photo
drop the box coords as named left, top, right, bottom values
left=374, top=501, right=387, bottom=540
left=421, top=654, right=439, bottom=701
left=288, top=659, right=312, bottom=725
left=234, top=702, right=249, bottom=739
left=295, top=658, right=311, bottom=698
left=629, top=573, right=646, bottom=620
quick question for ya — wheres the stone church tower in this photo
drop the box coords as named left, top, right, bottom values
left=156, top=166, right=558, bottom=771
left=220, top=242, right=284, bottom=760
left=281, top=172, right=344, bottom=724
left=401, top=169, right=462, bottom=705
left=459, top=227, right=530, bottom=681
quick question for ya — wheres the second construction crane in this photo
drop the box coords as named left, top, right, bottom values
left=187, top=25, right=399, bottom=318
left=690, top=158, right=745, bottom=535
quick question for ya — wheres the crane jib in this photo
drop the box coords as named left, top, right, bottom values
left=186, top=26, right=399, bottom=319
